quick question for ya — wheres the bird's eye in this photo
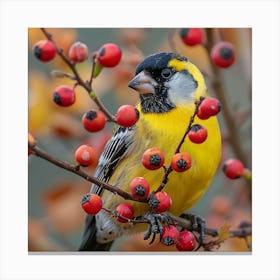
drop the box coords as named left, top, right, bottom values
left=161, top=68, right=172, bottom=79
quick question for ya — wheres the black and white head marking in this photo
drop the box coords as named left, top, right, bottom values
left=132, top=52, right=198, bottom=114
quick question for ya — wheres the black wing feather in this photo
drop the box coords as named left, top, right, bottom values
left=78, top=126, right=134, bottom=251
left=90, top=126, right=134, bottom=195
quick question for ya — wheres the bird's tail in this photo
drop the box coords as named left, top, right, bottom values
left=78, top=215, right=113, bottom=251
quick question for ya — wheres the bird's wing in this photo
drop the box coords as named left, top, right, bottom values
left=90, top=125, right=135, bottom=195
left=79, top=125, right=135, bottom=251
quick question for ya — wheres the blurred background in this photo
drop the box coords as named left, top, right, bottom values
left=28, top=28, right=251, bottom=252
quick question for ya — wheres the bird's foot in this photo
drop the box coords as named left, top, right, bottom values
left=180, top=213, right=206, bottom=245
left=142, top=212, right=171, bottom=244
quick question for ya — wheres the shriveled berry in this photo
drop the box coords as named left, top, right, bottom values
left=81, top=193, right=102, bottom=215
left=53, top=85, right=76, bottom=107
left=33, top=40, right=56, bottom=62
left=171, top=153, right=192, bottom=172
left=211, top=41, right=235, bottom=68
left=142, top=147, right=165, bottom=170
left=179, top=28, right=204, bottom=46
left=197, top=97, right=221, bottom=120
left=96, top=43, right=122, bottom=67
left=82, top=109, right=106, bottom=132
left=222, top=158, right=244, bottom=179
left=188, top=124, right=208, bottom=144
left=129, top=177, right=150, bottom=199
left=68, top=41, right=88, bottom=63
left=176, top=230, right=196, bottom=251
left=149, top=191, right=172, bottom=213
left=116, top=203, right=134, bottom=223
left=161, top=225, right=180, bottom=246
left=75, top=144, right=96, bottom=167
left=116, top=105, right=139, bottom=127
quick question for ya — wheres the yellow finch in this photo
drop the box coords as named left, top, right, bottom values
left=79, top=52, right=221, bottom=251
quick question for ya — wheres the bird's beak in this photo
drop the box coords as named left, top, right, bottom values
left=128, top=71, right=156, bottom=94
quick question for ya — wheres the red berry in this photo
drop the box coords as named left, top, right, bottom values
left=81, top=193, right=102, bottom=215
left=116, top=203, right=134, bottom=223
left=53, top=85, right=76, bottom=107
left=142, top=147, right=165, bottom=170
left=197, top=97, right=221, bottom=120
left=211, top=41, right=235, bottom=68
left=171, top=153, right=192, bottom=172
left=188, top=124, right=208, bottom=144
left=116, top=105, right=139, bottom=127
left=33, top=40, right=56, bottom=62
left=96, top=43, right=122, bottom=67
left=28, top=132, right=36, bottom=155
left=149, top=191, right=172, bottom=213
left=68, top=41, right=88, bottom=63
left=161, top=225, right=180, bottom=246
left=222, top=158, right=244, bottom=179
left=82, top=109, right=106, bottom=132
left=179, top=28, right=203, bottom=46
left=129, top=177, right=150, bottom=200
left=176, top=230, right=196, bottom=251
left=75, top=144, right=96, bottom=167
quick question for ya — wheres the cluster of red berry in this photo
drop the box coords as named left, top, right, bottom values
left=30, top=30, right=248, bottom=251
left=30, top=39, right=224, bottom=250
left=33, top=39, right=122, bottom=106
left=162, top=225, right=196, bottom=251
left=78, top=96, right=221, bottom=251
left=33, top=38, right=139, bottom=163
left=179, top=28, right=235, bottom=68
left=82, top=105, right=139, bottom=133
left=33, top=39, right=122, bottom=66
left=33, top=39, right=138, bottom=130
left=179, top=28, right=248, bottom=181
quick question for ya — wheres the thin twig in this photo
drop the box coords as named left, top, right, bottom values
left=88, top=55, right=96, bottom=86
left=29, top=142, right=144, bottom=202
left=167, top=212, right=251, bottom=239
left=40, top=28, right=116, bottom=123
left=100, top=209, right=251, bottom=241
left=204, top=28, right=248, bottom=166
left=29, top=142, right=252, bottom=245
left=174, top=97, right=203, bottom=154
left=229, top=227, right=252, bottom=238
left=168, top=28, right=177, bottom=53
left=155, top=97, right=204, bottom=193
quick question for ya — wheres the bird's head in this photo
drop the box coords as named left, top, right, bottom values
left=128, top=52, right=207, bottom=113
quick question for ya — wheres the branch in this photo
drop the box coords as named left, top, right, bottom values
left=167, top=212, right=251, bottom=239
left=29, top=141, right=252, bottom=249
left=40, top=28, right=116, bottom=123
left=114, top=211, right=251, bottom=241
left=229, top=227, right=252, bottom=238
left=204, top=28, right=248, bottom=166
left=29, top=141, right=144, bottom=202
left=168, top=28, right=177, bottom=53
left=155, top=97, right=204, bottom=193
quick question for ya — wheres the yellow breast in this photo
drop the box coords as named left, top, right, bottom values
left=103, top=103, right=221, bottom=218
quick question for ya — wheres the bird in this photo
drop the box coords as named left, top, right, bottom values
left=78, top=52, right=221, bottom=251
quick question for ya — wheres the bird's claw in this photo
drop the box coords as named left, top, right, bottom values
left=143, top=212, right=171, bottom=244
left=180, top=213, right=206, bottom=245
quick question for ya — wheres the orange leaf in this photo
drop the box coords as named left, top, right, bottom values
left=217, top=221, right=231, bottom=243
